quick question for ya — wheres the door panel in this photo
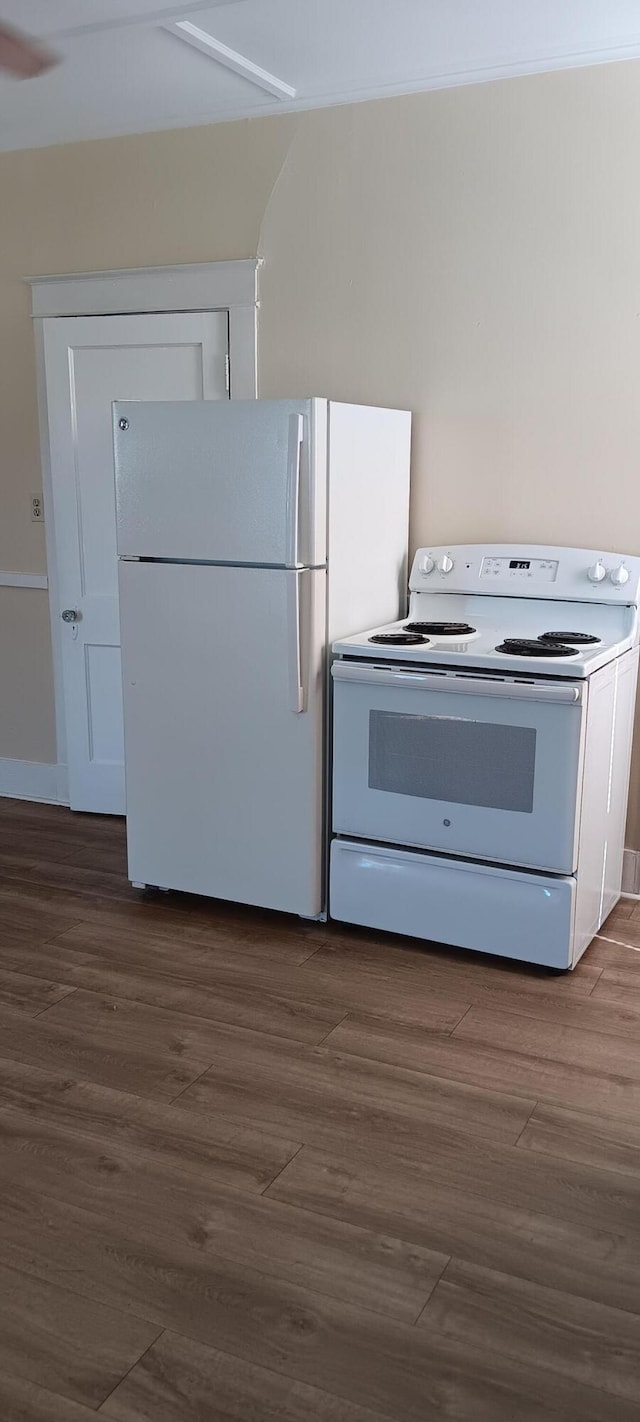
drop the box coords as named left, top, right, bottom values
left=332, top=668, right=586, bottom=873
left=44, top=311, right=229, bottom=813
left=119, top=561, right=325, bottom=916
left=113, top=398, right=319, bottom=566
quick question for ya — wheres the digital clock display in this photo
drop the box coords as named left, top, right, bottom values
left=509, top=560, right=531, bottom=569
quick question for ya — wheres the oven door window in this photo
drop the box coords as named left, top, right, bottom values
left=368, top=711, right=536, bottom=813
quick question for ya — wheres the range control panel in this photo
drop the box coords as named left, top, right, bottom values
left=481, top=556, right=558, bottom=582
left=409, top=545, right=640, bottom=604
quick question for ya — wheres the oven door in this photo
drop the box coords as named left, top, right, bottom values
left=332, top=661, right=587, bottom=874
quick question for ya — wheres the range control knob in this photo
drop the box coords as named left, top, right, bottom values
left=610, top=563, right=630, bottom=587
left=587, top=560, right=606, bottom=584
left=437, top=554, right=454, bottom=575
left=419, top=554, right=435, bottom=575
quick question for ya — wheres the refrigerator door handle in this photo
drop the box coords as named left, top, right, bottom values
left=286, top=414, right=304, bottom=568
left=287, top=570, right=305, bottom=713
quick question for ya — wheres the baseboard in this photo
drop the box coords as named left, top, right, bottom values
left=0, top=759, right=68, bottom=806
left=622, top=848, right=640, bottom=896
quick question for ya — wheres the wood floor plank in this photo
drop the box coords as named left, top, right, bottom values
left=590, top=967, right=640, bottom=1007
left=0, top=850, right=37, bottom=876
left=201, top=906, right=331, bottom=960
left=602, top=902, right=640, bottom=935
left=2, top=802, right=640, bottom=1420
left=0, top=1187, right=629, bottom=1422
left=586, top=940, right=640, bottom=970
left=51, top=919, right=471, bottom=1028
left=0, top=881, right=242, bottom=947
left=420, top=1258, right=640, bottom=1403
left=0, top=895, right=84, bottom=946
left=98, top=1320, right=640, bottom=1422
left=0, top=1258, right=159, bottom=1407
left=107, top=1289, right=640, bottom=1422
left=267, top=1145, right=640, bottom=1316
left=0, top=829, right=86, bottom=866
left=452, top=1003, right=640, bottom=1074
left=0, top=1114, right=446, bottom=1322
left=59, top=909, right=323, bottom=965
left=605, top=896, right=635, bottom=919
left=0, top=966, right=73, bottom=1016
left=322, top=1010, right=640, bottom=1119
left=0, top=995, right=216, bottom=1100
left=452, top=979, right=640, bottom=1038
left=174, top=1018, right=535, bottom=1151
left=0, top=1058, right=299, bottom=1193
left=254, top=1092, right=640, bottom=1240
left=51, top=916, right=620, bottom=1048
left=0, top=1368, right=99, bottom=1421
left=519, top=1102, right=640, bottom=1179
left=27, top=942, right=352, bottom=1045
left=100, top=1330, right=391, bottom=1422
left=584, top=909, right=640, bottom=966
left=0, top=928, right=320, bottom=1026
left=0, top=800, right=122, bottom=833
left=18, top=858, right=161, bottom=903
left=302, top=931, right=603, bottom=1000
left=40, top=986, right=344, bottom=1073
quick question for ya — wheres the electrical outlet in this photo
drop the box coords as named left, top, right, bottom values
left=31, top=495, right=43, bottom=522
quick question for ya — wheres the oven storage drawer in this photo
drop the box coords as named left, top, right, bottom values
left=332, top=660, right=586, bottom=874
left=330, top=839, right=575, bottom=969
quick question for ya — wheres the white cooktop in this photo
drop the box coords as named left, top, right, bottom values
left=333, top=544, right=640, bottom=679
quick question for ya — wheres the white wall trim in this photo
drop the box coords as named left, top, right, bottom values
left=0, top=759, right=68, bottom=806
left=27, top=260, right=259, bottom=318
left=228, top=305, right=259, bottom=399
left=622, top=848, right=640, bottom=896
left=34, top=318, right=69, bottom=783
left=0, top=571, right=48, bottom=589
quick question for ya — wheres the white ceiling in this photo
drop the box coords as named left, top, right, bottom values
left=2, top=0, right=640, bottom=152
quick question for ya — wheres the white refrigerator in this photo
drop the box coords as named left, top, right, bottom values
left=114, top=398, right=411, bottom=917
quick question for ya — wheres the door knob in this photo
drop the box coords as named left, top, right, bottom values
left=61, top=608, right=80, bottom=622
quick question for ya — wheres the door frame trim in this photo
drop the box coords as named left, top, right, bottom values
left=31, top=260, right=259, bottom=804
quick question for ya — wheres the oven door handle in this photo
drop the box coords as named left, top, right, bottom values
left=331, top=660, right=584, bottom=703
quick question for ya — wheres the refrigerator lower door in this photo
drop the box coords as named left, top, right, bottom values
left=119, top=561, right=326, bottom=915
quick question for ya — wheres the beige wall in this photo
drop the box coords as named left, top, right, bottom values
left=2, top=63, right=640, bottom=838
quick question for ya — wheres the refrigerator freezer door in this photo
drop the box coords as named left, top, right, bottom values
left=114, top=398, right=326, bottom=567
left=119, top=560, right=326, bottom=915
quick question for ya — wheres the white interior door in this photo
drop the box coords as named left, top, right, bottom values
left=43, top=311, right=229, bottom=814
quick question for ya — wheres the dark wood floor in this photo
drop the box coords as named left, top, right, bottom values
left=0, top=801, right=639, bottom=1420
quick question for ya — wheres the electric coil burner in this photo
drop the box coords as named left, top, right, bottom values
left=496, top=638, right=577, bottom=658
left=540, top=631, right=601, bottom=645
left=405, top=621, right=476, bottom=636
left=368, top=631, right=428, bottom=646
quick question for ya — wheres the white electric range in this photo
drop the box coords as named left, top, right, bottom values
left=330, top=544, right=640, bottom=969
